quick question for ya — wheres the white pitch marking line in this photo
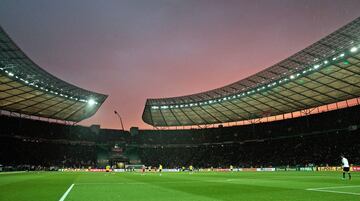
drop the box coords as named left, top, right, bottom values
left=306, top=185, right=360, bottom=196
left=59, top=184, right=75, bottom=201
left=307, top=185, right=360, bottom=190
left=307, top=189, right=360, bottom=196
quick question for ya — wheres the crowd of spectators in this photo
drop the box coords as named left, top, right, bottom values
left=1, top=105, right=359, bottom=170
left=0, top=114, right=130, bottom=169
left=137, top=106, right=360, bottom=168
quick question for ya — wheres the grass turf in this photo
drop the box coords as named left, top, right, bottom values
left=0, top=171, right=358, bottom=201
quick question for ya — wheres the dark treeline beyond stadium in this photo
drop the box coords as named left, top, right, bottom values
left=1, top=105, right=359, bottom=170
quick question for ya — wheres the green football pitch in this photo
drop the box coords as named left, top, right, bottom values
left=0, top=171, right=359, bottom=201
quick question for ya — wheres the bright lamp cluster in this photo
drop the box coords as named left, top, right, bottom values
left=151, top=44, right=359, bottom=110
left=0, top=66, right=98, bottom=106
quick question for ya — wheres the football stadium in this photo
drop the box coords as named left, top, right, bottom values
left=1, top=2, right=360, bottom=201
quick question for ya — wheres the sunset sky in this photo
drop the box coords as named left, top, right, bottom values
left=0, top=0, right=360, bottom=130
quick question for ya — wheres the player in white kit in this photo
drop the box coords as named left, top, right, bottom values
left=341, top=156, right=351, bottom=180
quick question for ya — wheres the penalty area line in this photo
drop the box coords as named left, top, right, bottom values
left=59, top=183, right=75, bottom=201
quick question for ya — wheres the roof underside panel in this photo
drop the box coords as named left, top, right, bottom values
left=143, top=16, right=360, bottom=127
left=0, top=26, right=107, bottom=122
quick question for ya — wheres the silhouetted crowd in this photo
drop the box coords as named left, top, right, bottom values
left=137, top=106, right=360, bottom=168
left=0, top=115, right=129, bottom=169
left=1, top=105, right=359, bottom=170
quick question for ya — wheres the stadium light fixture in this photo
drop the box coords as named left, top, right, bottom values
left=149, top=43, right=360, bottom=110
left=87, top=99, right=96, bottom=106
left=350, top=47, right=358, bottom=52
left=0, top=67, right=97, bottom=105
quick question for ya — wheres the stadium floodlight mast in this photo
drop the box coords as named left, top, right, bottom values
left=114, top=110, right=125, bottom=131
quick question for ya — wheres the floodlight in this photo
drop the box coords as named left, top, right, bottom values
left=88, top=99, right=96, bottom=106
left=350, top=47, right=358, bottom=52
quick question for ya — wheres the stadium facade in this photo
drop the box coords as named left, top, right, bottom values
left=1, top=16, right=360, bottom=173
left=0, top=26, right=107, bottom=122
left=2, top=13, right=360, bottom=201
left=142, top=17, right=360, bottom=127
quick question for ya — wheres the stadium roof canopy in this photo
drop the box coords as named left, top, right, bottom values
left=0, top=26, right=107, bottom=122
left=143, top=16, right=360, bottom=127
